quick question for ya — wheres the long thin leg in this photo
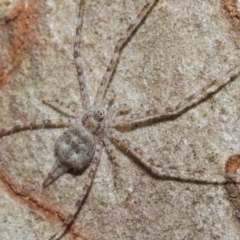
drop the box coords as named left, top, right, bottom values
left=43, top=99, right=79, bottom=118
left=103, top=138, right=120, bottom=189
left=108, top=129, right=229, bottom=184
left=74, top=0, right=91, bottom=109
left=49, top=142, right=103, bottom=240
left=94, top=0, right=158, bottom=106
left=113, top=65, right=240, bottom=126
left=104, top=88, right=115, bottom=107
left=0, top=119, right=75, bottom=138
left=107, top=103, right=131, bottom=123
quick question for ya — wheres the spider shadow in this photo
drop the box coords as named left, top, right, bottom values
left=66, top=164, right=90, bottom=177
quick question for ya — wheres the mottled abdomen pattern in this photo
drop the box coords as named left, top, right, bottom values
left=54, top=126, right=95, bottom=170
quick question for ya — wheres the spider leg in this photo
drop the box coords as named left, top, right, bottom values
left=49, top=142, right=103, bottom=240
left=0, top=119, right=75, bottom=138
left=94, top=0, right=158, bottom=106
left=104, top=88, right=115, bottom=107
left=113, top=65, right=240, bottom=126
left=74, top=0, right=91, bottom=109
left=108, top=129, right=229, bottom=184
left=107, top=103, right=131, bottom=123
left=43, top=99, right=79, bottom=118
left=103, top=137, right=120, bottom=189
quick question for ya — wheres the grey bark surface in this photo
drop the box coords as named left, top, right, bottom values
left=1, top=0, right=240, bottom=239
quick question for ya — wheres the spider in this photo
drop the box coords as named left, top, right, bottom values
left=1, top=0, right=240, bottom=239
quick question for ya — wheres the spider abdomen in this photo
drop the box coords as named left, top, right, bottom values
left=54, top=126, right=95, bottom=170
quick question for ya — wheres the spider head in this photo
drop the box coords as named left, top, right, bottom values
left=93, top=108, right=106, bottom=122
left=82, top=108, right=106, bottom=135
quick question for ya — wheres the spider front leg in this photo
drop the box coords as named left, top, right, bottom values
left=94, top=0, right=158, bottom=106
left=113, top=65, right=240, bottom=126
left=74, top=0, right=91, bottom=109
left=107, top=103, right=131, bottom=123
left=108, top=129, right=228, bottom=184
left=49, top=142, right=103, bottom=240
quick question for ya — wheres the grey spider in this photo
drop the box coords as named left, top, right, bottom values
left=1, top=0, right=240, bottom=239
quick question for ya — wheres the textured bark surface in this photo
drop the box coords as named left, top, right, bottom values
left=1, top=0, right=240, bottom=239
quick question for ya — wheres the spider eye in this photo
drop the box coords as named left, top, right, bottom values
left=94, top=109, right=105, bottom=121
